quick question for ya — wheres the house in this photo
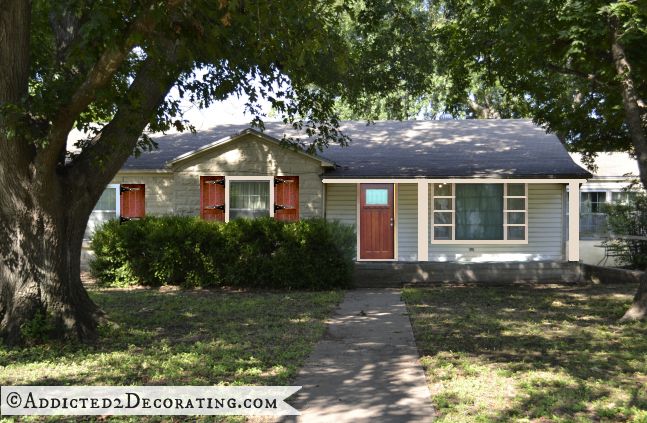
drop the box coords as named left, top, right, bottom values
left=570, top=152, right=641, bottom=265
left=84, top=119, right=591, bottom=264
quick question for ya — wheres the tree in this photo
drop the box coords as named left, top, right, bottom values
left=427, top=0, right=647, bottom=319
left=0, top=0, right=432, bottom=345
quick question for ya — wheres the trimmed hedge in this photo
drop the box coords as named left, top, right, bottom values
left=89, top=216, right=356, bottom=289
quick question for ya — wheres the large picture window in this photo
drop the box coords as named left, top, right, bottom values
left=455, top=184, right=503, bottom=240
left=229, top=181, right=270, bottom=219
left=431, top=182, right=527, bottom=243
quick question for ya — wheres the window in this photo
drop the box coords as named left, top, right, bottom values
left=580, top=192, right=607, bottom=239
left=456, top=184, right=503, bottom=240
left=84, top=185, right=119, bottom=240
left=611, top=191, right=637, bottom=204
left=365, top=188, right=389, bottom=205
left=431, top=182, right=527, bottom=243
left=229, top=181, right=270, bottom=219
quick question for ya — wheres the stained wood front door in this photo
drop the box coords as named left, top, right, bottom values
left=360, top=184, right=394, bottom=260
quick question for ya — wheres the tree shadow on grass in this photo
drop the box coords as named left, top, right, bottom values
left=404, top=284, right=647, bottom=422
left=0, top=289, right=343, bottom=387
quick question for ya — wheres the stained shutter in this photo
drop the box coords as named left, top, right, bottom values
left=120, top=184, right=145, bottom=220
left=274, top=176, right=299, bottom=222
left=200, top=176, right=225, bottom=221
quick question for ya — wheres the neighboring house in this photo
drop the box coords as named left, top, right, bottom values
left=570, top=152, right=641, bottom=265
left=83, top=119, right=591, bottom=264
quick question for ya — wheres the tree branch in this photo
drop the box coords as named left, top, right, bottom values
left=41, top=0, right=184, bottom=172
left=545, top=63, right=611, bottom=88
left=610, top=27, right=647, bottom=190
left=64, top=46, right=183, bottom=198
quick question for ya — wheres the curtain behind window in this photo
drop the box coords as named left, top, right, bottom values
left=230, top=181, right=270, bottom=219
left=456, top=184, right=503, bottom=240
left=84, top=187, right=118, bottom=240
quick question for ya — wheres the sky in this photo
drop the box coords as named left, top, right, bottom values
left=178, top=92, right=275, bottom=130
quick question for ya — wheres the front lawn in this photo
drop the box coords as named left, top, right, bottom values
left=403, top=284, right=647, bottom=422
left=0, top=288, right=343, bottom=420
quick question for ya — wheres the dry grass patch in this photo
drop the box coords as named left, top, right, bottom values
left=0, top=288, right=343, bottom=422
left=403, top=284, right=647, bottom=423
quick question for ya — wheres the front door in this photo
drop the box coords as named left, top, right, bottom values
left=360, top=184, right=394, bottom=260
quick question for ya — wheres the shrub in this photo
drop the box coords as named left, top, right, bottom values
left=90, top=216, right=355, bottom=289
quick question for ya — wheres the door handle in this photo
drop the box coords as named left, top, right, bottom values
left=390, top=217, right=394, bottom=227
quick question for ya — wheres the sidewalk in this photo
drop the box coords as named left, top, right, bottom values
left=282, top=289, right=434, bottom=422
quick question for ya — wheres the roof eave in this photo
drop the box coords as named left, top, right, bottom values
left=165, top=128, right=336, bottom=168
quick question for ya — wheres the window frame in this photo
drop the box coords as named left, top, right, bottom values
left=431, top=182, right=528, bottom=244
left=84, top=184, right=120, bottom=241
left=224, top=176, right=274, bottom=222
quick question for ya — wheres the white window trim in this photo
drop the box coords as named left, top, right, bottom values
left=431, top=182, right=528, bottom=245
left=224, top=176, right=274, bottom=222
left=92, top=184, right=121, bottom=216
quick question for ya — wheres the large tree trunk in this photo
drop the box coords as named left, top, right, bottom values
left=0, top=177, right=104, bottom=345
left=611, top=29, right=647, bottom=321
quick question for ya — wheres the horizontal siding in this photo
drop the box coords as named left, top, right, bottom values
left=325, top=184, right=357, bottom=227
left=397, top=184, right=418, bottom=261
left=429, top=183, right=565, bottom=262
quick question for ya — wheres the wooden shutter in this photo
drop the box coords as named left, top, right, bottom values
left=200, top=176, right=225, bottom=221
left=120, top=184, right=145, bottom=220
left=274, top=176, right=299, bottom=222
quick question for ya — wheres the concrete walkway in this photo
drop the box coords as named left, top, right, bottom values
left=282, top=289, right=434, bottom=422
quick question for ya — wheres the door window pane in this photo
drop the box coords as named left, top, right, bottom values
left=365, top=189, right=389, bottom=205
left=230, top=181, right=270, bottom=219
left=455, top=184, right=503, bottom=240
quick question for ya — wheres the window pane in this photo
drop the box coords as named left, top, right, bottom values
left=434, top=212, right=452, bottom=225
left=229, top=181, right=270, bottom=219
left=434, top=183, right=452, bottom=196
left=507, top=183, right=525, bottom=196
left=366, top=189, right=388, bottom=205
left=507, top=226, right=525, bottom=240
left=507, top=198, right=525, bottom=210
left=434, top=198, right=452, bottom=210
left=581, top=192, right=606, bottom=213
left=455, top=184, right=503, bottom=240
left=95, top=188, right=117, bottom=211
left=507, top=212, right=525, bottom=225
left=580, top=213, right=608, bottom=239
left=85, top=187, right=118, bottom=240
left=611, top=192, right=637, bottom=204
left=434, top=226, right=452, bottom=240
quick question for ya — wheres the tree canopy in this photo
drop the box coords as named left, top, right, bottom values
left=0, top=0, right=434, bottom=344
left=425, top=0, right=646, bottom=156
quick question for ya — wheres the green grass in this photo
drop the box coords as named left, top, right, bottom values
left=403, top=284, right=647, bottom=423
left=0, top=287, right=343, bottom=422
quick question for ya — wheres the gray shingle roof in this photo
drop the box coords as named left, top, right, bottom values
left=123, top=119, right=591, bottom=179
